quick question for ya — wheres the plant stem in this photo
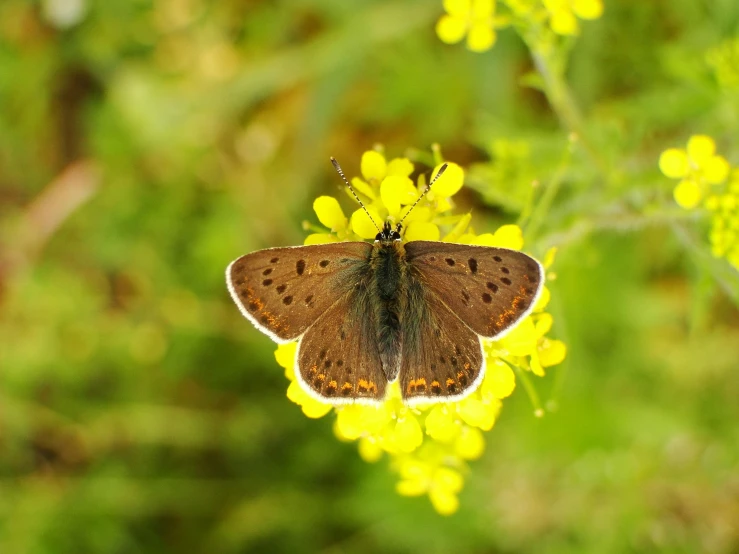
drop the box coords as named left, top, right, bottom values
left=511, top=362, right=545, bottom=417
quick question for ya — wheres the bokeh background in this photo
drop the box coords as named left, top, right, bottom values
left=2, top=0, right=739, bottom=552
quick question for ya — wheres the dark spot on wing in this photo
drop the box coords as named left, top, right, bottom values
left=445, top=258, right=455, bottom=266
left=487, top=282, right=498, bottom=292
left=262, top=279, right=273, bottom=286
left=501, top=267, right=510, bottom=274
left=305, top=294, right=313, bottom=305
left=461, top=290, right=470, bottom=304
left=276, top=284, right=287, bottom=294
left=296, top=260, right=305, bottom=275
left=493, top=255, right=502, bottom=262
left=337, top=360, right=344, bottom=367
left=482, top=293, right=492, bottom=303
left=468, top=258, right=478, bottom=273
left=527, top=262, right=537, bottom=271
left=248, top=302, right=258, bottom=311
left=270, top=257, right=279, bottom=263
left=283, top=295, right=293, bottom=305
left=262, top=268, right=273, bottom=276
left=260, top=315, right=269, bottom=325
left=319, top=260, right=330, bottom=268
left=501, top=277, right=512, bottom=286
left=430, top=380, right=442, bottom=395
left=324, top=359, right=332, bottom=368
left=319, top=349, right=327, bottom=360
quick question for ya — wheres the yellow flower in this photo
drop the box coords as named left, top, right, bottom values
left=706, top=171, right=739, bottom=271
left=275, top=147, right=566, bottom=514
left=543, top=0, right=603, bottom=36
left=659, top=135, right=730, bottom=209
left=436, top=0, right=503, bottom=53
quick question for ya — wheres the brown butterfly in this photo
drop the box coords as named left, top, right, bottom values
left=226, top=159, right=544, bottom=406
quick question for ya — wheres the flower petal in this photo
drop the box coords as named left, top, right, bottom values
left=467, top=23, right=496, bottom=52
left=539, top=338, right=567, bottom=367
left=358, top=438, right=383, bottom=462
left=436, top=15, right=468, bottom=44
left=350, top=206, right=383, bottom=239
left=454, top=426, right=485, bottom=460
left=361, top=150, right=387, bottom=182
left=482, top=359, right=516, bottom=399
left=704, top=155, right=730, bottom=184
left=471, top=0, right=494, bottom=18
left=304, top=233, right=339, bottom=245
left=431, top=162, right=465, bottom=196
left=313, top=196, right=346, bottom=230
left=425, top=406, right=459, bottom=442
left=572, top=0, right=603, bottom=19
left=393, top=415, right=424, bottom=452
left=550, top=9, right=578, bottom=35
left=386, top=157, right=415, bottom=177
left=429, top=488, right=460, bottom=515
left=405, top=221, right=440, bottom=242
left=674, top=179, right=702, bottom=209
left=443, top=0, right=472, bottom=17
left=659, top=148, right=689, bottom=179
left=493, top=224, right=524, bottom=249
left=381, top=175, right=417, bottom=216
left=687, top=135, right=716, bottom=165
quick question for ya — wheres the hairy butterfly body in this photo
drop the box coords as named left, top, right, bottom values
left=226, top=161, right=545, bottom=405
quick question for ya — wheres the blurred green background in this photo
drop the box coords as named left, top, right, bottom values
left=1, top=0, right=739, bottom=552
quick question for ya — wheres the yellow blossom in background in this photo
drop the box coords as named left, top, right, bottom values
left=660, top=135, right=739, bottom=271
left=436, top=0, right=503, bottom=53
left=543, top=0, right=603, bottom=35
left=659, top=135, right=730, bottom=209
left=706, top=170, right=739, bottom=271
left=282, top=148, right=567, bottom=514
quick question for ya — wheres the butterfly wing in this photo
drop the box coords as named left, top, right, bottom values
left=226, top=242, right=372, bottom=342
left=404, top=241, right=544, bottom=340
left=296, top=280, right=386, bottom=404
left=400, top=278, right=484, bottom=404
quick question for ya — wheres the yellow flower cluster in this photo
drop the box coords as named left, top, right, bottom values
left=435, top=0, right=604, bottom=52
left=659, top=135, right=739, bottom=271
left=276, top=149, right=567, bottom=515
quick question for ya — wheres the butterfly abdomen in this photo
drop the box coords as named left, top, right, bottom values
left=370, top=242, right=407, bottom=382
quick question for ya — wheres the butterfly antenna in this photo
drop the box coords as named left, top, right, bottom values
left=398, top=163, right=448, bottom=226
left=330, top=157, right=381, bottom=233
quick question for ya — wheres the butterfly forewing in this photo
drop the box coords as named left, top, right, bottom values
left=227, top=242, right=372, bottom=342
left=400, top=279, right=484, bottom=404
left=405, top=241, right=544, bottom=339
left=297, top=283, right=386, bottom=404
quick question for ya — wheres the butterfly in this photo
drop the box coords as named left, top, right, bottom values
left=226, top=159, right=544, bottom=406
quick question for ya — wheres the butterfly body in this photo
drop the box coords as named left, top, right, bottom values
left=227, top=220, right=544, bottom=406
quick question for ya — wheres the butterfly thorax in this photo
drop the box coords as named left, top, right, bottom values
left=369, top=239, right=407, bottom=382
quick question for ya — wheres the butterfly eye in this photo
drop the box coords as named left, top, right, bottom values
left=391, top=231, right=401, bottom=240
left=375, top=232, right=383, bottom=241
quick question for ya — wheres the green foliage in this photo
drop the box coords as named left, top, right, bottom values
left=1, top=0, right=738, bottom=552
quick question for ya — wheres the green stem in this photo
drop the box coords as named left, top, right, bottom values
left=523, top=137, right=573, bottom=242
left=510, top=362, right=545, bottom=418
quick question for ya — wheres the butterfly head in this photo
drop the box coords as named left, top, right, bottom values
left=375, top=221, right=402, bottom=244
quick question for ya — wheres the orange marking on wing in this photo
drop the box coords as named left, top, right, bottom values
left=445, top=377, right=455, bottom=388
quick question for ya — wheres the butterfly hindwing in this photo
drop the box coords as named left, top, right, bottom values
left=405, top=241, right=544, bottom=339
left=400, top=277, right=484, bottom=403
left=226, top=242, right=372, bottom=342
left=296, top=282, right=386, bottom=404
